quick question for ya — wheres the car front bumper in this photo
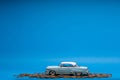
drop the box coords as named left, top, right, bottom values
left=45, top=69, right=50, bottom=75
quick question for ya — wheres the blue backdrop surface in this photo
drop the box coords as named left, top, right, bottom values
left=0, top=0, right=120, bottom=80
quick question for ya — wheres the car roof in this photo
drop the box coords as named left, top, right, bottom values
left=61, top=62, right=77, bottom=65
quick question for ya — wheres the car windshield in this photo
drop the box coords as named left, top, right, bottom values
left=74, top=64, right=79, bottom=67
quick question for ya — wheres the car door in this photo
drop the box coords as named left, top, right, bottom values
left=67, top=64, right=75, bottom=73
left=58, top=64, right=70, bottom=74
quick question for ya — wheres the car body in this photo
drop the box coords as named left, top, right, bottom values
left=45, top=62, right=89, bottom=76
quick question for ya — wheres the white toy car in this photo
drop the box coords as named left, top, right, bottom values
left=45, top=62, right=89, bottom=76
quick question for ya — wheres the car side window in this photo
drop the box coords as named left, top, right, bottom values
left=61, top=64, right=74, bottom=67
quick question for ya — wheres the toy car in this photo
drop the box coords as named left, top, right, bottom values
left=45, top=62, right=89, bottom=76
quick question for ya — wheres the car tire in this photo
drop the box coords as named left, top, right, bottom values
left=49, top=70, right=56, bottom=76
left=83, top=73, right=89, bottom=76
left=75, top=72, right=82, bottom=76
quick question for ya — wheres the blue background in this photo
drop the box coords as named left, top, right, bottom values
left=0, top=0, right=120, bottom=80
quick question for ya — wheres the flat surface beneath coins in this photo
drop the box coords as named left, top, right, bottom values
left=17, top=73, right=112, bottom=78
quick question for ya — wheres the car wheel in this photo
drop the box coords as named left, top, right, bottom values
left=49, top=70, right=56, bottom=76
left=75, top=72, right=82, bottom=76
left=83, top=73, right=89, bottom=76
